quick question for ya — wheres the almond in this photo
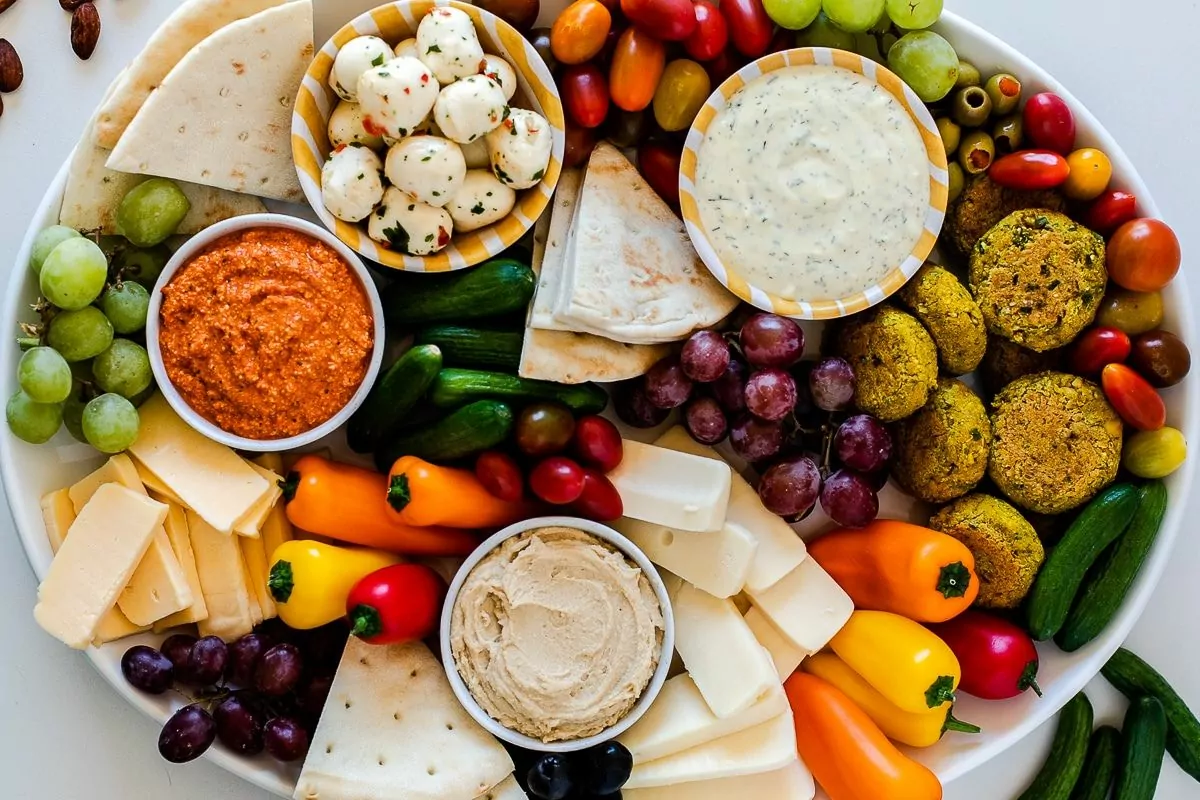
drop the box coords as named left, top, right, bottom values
left=59, top=0, right=87, bottom=10
left=70, top=2, right=100, bottom=60
left=0, top=39, right=22, bottom=93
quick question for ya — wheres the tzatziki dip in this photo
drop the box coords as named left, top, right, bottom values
left=695, top=64, right=929, bottom=301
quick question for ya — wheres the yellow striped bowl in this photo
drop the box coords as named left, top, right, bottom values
left=680, top=48, right=949, bottom=320
left=292, top=0, right=564, bottom=272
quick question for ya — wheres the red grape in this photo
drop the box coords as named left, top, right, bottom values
left=833, top=415, right=892, bottom=473
left=297, top=674, right=334, bottom=717
left=159, top=705, right=217, bottom=764
left=684, top=395, right=729, bottom=444
left=614, top=380, right=670, bottom=428
left=185, top=636, right=229, bottom=686
left=744, top=368, right=797, bottom=421
left=530, top=456, right=587, bottom=504
left=226, top=633, right=269, bottom=686
left=711, top=358, right=748, bottom=413
left=264, top=717, right=310, bottom=762
left=214, top=692, right=265, bottom=755
left=121, top=645, right=175, bottom=694
left=820, top=469, right=879, bottom=528
left=255, top=643, right=303, bottom=696
left=757, top=457, right=821, bottom=517
left=681, top=330, right=731, bottom=382
left=644, top=356, right=695, bottom=409
left=159, top=633, right=197, bottom=673
left=740, top=313, right=804, bottom=368
left=729, top=414, right=784, bottom=462
left=573, top=415, right=624, bottom=472
left=809, top=356, right=856, bottom=411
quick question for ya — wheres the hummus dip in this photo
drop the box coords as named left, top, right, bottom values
left=450, top=527, right=664, bottom=742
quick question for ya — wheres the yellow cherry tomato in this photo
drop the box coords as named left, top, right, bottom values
left=1064, top=148, right=1112, bottom=201
left=652, top=59, right=711, bottom=133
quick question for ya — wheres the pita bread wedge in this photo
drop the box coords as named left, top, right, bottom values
left=521, top=168, right=669, bottom=383
left=295, top=638, right=513, bottom=800
left=106, top=1, right=313, bottom=203
left=549, top=143, right=738, bottom=344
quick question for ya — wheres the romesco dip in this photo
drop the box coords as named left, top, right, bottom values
left=158, top=227, right=374, bottom=440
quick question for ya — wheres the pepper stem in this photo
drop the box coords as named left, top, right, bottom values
left=386, top=474, right=411, bottom=512
left=1019, top=660, right=1043, bottom=697
left=279, top=472, right=300, bottom=502
left=936, top=561, right=972, bottom=599
left=943, top=710, right=982, bottom=735
left=925, top=675, right=957, bottom=708
left=268, top=560, right=295, bottom=603
left=349, top=604, right=383, bottom=640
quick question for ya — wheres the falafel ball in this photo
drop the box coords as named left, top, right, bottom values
left=929, top=493, right=1045, bottom=609
left=969, top=210, right=1107, bottom=352
left=835, top=305, right=939, bottom=423
left=945, top=174, right=1069, bottom=256
left=894, top=379, right=992, bottom=504
left=980, top=335, right=1065, bottom=397
left=989, top=371, right=1123, bottom=514
left=897, top=264, right=988, bottom=375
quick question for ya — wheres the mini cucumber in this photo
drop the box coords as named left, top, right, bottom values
left=1102, top=647, right=1200, bottom=782
left=1017, top=692, right=1094, bottom=800
left=346, top=345, right=442, bottom=454
left=1058, top=481, right=1168, bottom=652
left=427, top=368, right=609, bottom=414
left=381, top=259, right=535, bottom=325
left=373, top=400, right=514, bottom=469
left=413, top=325, right=523, bottom=371
left=1069, top=726, right=1119, bottom=800
left=1026, top=483, right=1139, bottom=641
left=1114, top=696, right=1167, bottom=800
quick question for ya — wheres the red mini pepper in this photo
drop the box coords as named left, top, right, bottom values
left=346, top=563, right=446, bottom=645
left=926, top=610, right=1042, bottom=700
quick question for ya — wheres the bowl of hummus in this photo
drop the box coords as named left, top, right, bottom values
left=441, top=516, right=674, bottom=752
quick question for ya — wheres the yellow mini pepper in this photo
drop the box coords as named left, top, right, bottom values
left=829, top=610, right=963, bottom=713
left=802, top=652, right=979, bottom=748
left=267, top=540, right=401, bottom=630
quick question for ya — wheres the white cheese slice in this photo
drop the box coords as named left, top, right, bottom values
left=617, top=673, right=788, bottom=763
left=476, top=775, right=525, bottom=800
left=188, top=510, right=255, bottom=641
left=34, top=484, right=167, bottom=649
left=152, top=498, right=209, bottom=630
left=613, top=518, right=757, bottom=599
left=667, top=576, right=779, bottom=718
left=240, top=532, right=278, bottom=622
left=653, top=427, right=808, bottom=590
left=233, top=461, right=283, bottom=538
left=129, top=394, right=270, bottom=534
left=241, top=546, right=264, bottom=626
left=744, top=557, right=853, bottom=654
left=744, top=607, right=808, bottom=680
left=253, top=454, right=294, bottom=560
left=623, top=708, right=797, bottom=790
left=67, top=453, right=146, bottom=514
left=624, top=759, right=815, bottom=800
left=92, top=608, right=152, bottom=644
left=606, top=439, right=732, bottom=533
left=133, top=457, right=185, bottom=506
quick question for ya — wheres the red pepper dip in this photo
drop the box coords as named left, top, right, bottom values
left=158, top=227, right=374, bottom=440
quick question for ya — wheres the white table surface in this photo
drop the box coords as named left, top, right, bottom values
left=0, top=0, right=1197, bottom=796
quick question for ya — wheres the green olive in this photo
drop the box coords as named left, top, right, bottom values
left=951, top=86, right=993, bottom=128
left=936, top=116, right=962, bottom=157
left=984, top=72, right=1022, bottom=116
left=948, top=162, right=965, bottom=203
left=955, top=60, right=982, bottom=88
left=958, top=129, right=995, bottom=175
left=993, top=114, right=1023, bottom=153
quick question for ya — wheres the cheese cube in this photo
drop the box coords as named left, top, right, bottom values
left=653, top=427, right=808, bottom=590
left=623, top=709, right=797, bottom=789
left=667, top=577, right=779, bottom=718
left=233, top=461, right=283, bottom=538
left=240, top=533, right=278, bottom=622
left=34, top=484, right=167, bottom=648
left=607, top=440, right=732, bottom=532
left=617, top=673, right=788, bottom=763
left=152, top=498, right=209, bottom=630
left=613, top=518, right=757, bottom=598
left=624, top=760, right=815, bottom=800
left=744, top=557, right=853, bottom=654
left=188, top=510, right=255, bottom=641
left=744, top=607, right=808, bottom=680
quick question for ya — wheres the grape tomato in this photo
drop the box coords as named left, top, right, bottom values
left=721, top=0, right=774, bottom=56
left=1069, top=327, right=1131, bottom=376
left=1106, top=218, right=1181, bottom=293
left=516, top=402, right=577, bottom=456
left=1063, top=148, right=1112, bottom=201
left=609, top=27, right=666, bottom=111
left=1095, top=288, right=1164, bottom=335
left=564, top=122, right=599, bottom=167
left=703, top=47, right=743, bottom=86
left=475, top=450, right=525, bottom=501
left=1101, top=363, right=1166, bottom=432
left=1130, top=330, right=1191, bottom=388
left=1084, top=190, right=1138, bottom=236
left=652, top=59, right=711, bottom=132
left=637, top=140, right=683, bottom=206
left=620, top=0, right=698, bottom=40
left=572, top=415, right=624, bottom=471
left=551, top=0, right=613, bottom=64
left=605, top=108, right=650, bottom=148
left=561, top=63, right=611, bottom=128
left=530, top=456, right=587, bottom=504
left=571, top=469, right=624, bottom=521
left=684, top=0, right=729, bottom=62
left=1022, top=92, right=1076, bottom=154
left=988, top=150, right=1069, bottom=190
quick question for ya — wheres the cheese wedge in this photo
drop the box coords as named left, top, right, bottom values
left=240, top=532, right=277, bottom=621
left=233, top=461, right=283, bottom=538
left=152, top=498, right=209, bottom=630
left=188, top=510, right=255, bottom=641
left=613, top=518, right=757, bottom=599
left=607, top=440, right=732, bottom=533
left=129, top=395, right=270, bottom=533
left=624, top=760, right=815, bottom=800
left=476, top=776, right=526, bottom=800
left=744, top=607, right=808, bottom=680
left=34, top=485, right=167, bottom=648
left=624, top=709, right=797, bottom=790
left=744, top=557, right=853, bottom=654
left=618, top=674, right=788, bottom=763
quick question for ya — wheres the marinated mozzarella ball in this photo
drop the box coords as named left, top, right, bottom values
left=394, top=37, right=421, bottom=60
left=322, top=145, right=385, bottom=223
left=486, top=108, right=553, bottom=189
left=328, top=102, right=385, bottom=151
left=357, top=56, right=440, bottom=141
left=445, top=169, right=516, bottom=232
left=417, top=6, right=486, bottom=84
left=330, top=36, right=395, bottom=102
left=480, top=55, right=518, bottom=101
left=461, top=136, right=491, bottom=169
left=369, top=186, right=454, bottom=255
left=435, top=75, right=509, bottom=144
left=385, top=136, right=467, bottom=208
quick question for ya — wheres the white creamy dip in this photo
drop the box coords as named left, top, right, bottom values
left=695, top=65, right=929, bottom=301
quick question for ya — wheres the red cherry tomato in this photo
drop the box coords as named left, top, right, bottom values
left=768, top=26, right=794, bottom=54
left=572, top=415, right=624, bottom=471
left=561, top=63, right=611, bottom=128
left=637, top=140, right=682, bottom=206
left=1069, top=327, right=1132, bottom=376
left=1106, top=218, right=1182, bottom=293
left=1022, top=92, right=1076, bottom=154
left=1083, top=190, right=1139, bottom=237
left=720, top=0, right=773, bottom=57
left=564, top=122, right=599, bottom=167
left=529, top=456, right=587, bottom=504
left=620, top=0, right=697, bottom=41
left=988, top=150, right=1070, bottom=190
left=609, top=27, right=667, bottom=112
left=475, top=450, right=525, bottom=502
left=345, top=564, right=445, bottom=645
left=684, top=0, right=728, bottom=62
left=1101, top=363, right=1166, bottom=431
left=571, top=469, right=624, bottom=521
left=703, top=47, right=744, bottom=86
left=927, top=611, right=1041, bottom=700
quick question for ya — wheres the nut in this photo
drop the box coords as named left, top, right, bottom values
left=0, top=39, right=22, bottom=93
left=59, top=0, right=87, bottom=9
left=0, top=0, right=19, bottom=16
left=70, top=2, right=100, bottom=60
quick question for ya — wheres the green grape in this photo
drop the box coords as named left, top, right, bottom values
left=93, top=339, right=152, bottom=399
left=82, top=393, right=140, bottom=453
left=63, top=390, right=88, bottom=443
left=46, top=307, right=114, bottom=362
left=887, top=30, right=959, bottom=102
left=17, top=347, right=72, bottom=404
left=39, top=237, right=109, bottom=311
left=6, top=391, right=63, bottom=444
left=822, top=0, right=885, bottom=33
left=798, top=11, right=858, bottom=49
left=117, top=178, right=191, bottom=248
left=764, top=0, right=822, bottom=30
left=886, top=0, right=941, bottom=29
left=29, top=226, right=83, bottom=275
left=113, top=244, right=172, bottom=287
left=100, top=282, right=151, bottom=334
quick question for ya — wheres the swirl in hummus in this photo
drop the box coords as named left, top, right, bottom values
left=450, top=527, right=664, bottom=742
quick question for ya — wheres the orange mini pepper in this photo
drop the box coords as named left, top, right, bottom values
left=386, top=455, right=538, bottom=529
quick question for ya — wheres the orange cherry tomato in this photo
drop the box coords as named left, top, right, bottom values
left=550, top=0, right=612, bottom=65
left=609, top=28, right=666, bottom=112
left=1107, top=218, right=1181, bottom=293
left=1063, top=148, right=1112, bottom=201
left=652, top=59, right=711, bottom=132
left=1101, top=363, right=1166, bottom=431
